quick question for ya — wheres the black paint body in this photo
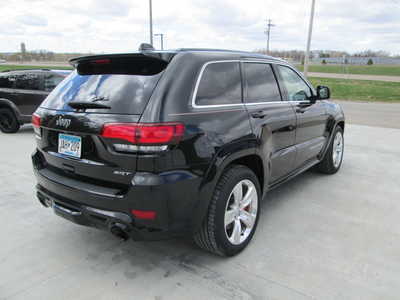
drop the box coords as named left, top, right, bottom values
left=32, top=49, right=345, bottom=240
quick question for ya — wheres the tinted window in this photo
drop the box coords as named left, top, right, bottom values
left=0, top=74, right=15, bottom=88
left=43, top=73, right=65, bottom=92
left=277, top=66, right=312, bottom=101
left=243, top=63, right=281, bottom=103
left=40, top=70, right=163, bottom=114
left=15, top=73, right=41, bottom=90
left=195, top=62, right=241, bottom=106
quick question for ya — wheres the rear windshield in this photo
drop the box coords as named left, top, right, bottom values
left=40, top=69, right=163, bottom=115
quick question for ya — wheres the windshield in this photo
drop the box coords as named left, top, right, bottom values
left=40, top=70, right=163, bottom=114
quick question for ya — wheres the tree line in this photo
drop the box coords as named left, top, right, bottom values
left=255, top=49, right=398, bottom=61
left=0, top=50, right=91, bottom=62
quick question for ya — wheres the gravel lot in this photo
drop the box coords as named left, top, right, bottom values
left=1, top=105, right=400, bottom=299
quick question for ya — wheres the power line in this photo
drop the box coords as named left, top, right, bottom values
left=264, top=19, right=275, bottom=55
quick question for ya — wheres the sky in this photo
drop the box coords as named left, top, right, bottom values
left=1, top=0, right=399, bottom=54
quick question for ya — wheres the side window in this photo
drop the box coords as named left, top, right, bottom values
left=43, top=73, right=64, bottom=91
left=243, top=63, right=281, bottom=103
left=0, top=74, right=16, bottom=88
left=277, top=66, right=312, bottom=101
left=195, top=62, right=242, bottom=106
left=15, top=73, right=41, bottom=90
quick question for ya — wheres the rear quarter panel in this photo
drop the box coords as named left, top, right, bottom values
left=139, top=53, right=256, bottom=230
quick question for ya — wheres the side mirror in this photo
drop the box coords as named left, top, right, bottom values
left=316, top=85, right=330, bottom=100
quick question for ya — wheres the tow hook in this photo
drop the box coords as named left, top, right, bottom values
left=37, top=192, right=52, bottom=208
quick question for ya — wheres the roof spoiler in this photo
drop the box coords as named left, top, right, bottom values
left=69, top=51, right=175, bottom=68
left=69, top=52, right=173, bottom=76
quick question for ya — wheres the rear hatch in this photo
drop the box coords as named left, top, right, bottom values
left=33, top=53, right=171, bottom=195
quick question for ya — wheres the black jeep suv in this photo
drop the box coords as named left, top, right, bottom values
left=0, top=69, right=70, bottom=133
left=32, top=48, right=345, bottom=256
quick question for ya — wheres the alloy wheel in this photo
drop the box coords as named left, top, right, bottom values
left=332, top=131, right=344, bottom=168
left=224, top=179, right=258, bottom=245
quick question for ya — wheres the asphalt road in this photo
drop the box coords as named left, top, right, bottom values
left=1, top=103, right=400, bottom=299
left=335, top=100, right=400, bottom=129
left=309, top=72, right=400, bottom=82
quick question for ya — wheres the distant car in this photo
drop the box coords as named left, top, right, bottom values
left=0, top=69, right=70, bottom=133
left=0, top=59, right=6, bottom=63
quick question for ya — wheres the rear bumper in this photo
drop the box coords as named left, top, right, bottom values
left=36, top=186, right=169, bottom=241
left=32, top=150, right=203, bottom=241
left=19, top=114, right=32, bottom=124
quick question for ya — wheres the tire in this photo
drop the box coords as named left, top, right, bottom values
left=194, top=165, right=261, bottom=256
left=0, top=108, right=20, bottom=133
left=316, top=126, right=344, bottom=174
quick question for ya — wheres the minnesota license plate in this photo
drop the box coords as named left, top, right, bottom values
left=58, top=134, right=82, bottom=158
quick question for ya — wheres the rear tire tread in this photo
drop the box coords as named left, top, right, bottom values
left=194, top=165, right=255, bottom=256
left=0, top=108, right=20, bottom=134
left=316, top=126, right=343, bottom=174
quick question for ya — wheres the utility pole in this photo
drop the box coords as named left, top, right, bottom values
left=149, top=0, right=153, bottom=45
left=154, top=33, right=164, bottom=50
left=304, top=0, right=316, bottom=77
left=264, top=19, right=275, bottom=55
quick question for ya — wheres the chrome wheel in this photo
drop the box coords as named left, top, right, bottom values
left=224, top=179, right=258, bottom=245
left=332, top=131, right=344, bottom=168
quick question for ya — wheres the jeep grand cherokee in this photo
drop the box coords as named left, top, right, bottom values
left=32, top=46, right=345, bottom=256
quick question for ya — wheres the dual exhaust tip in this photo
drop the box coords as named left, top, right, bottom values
left=110, top=223, right=129, bottom=241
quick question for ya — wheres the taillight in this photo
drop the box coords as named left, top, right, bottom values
left=32, top=114, right=41, bottom=137
left=91, top=59, right=111, bottom=65
left=32, top=114, right=41, bottom=127
left=131, top=209, right=156, bottom=220
left=101, top=122, right=184, bottom=153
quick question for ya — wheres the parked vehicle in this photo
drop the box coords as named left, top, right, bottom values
left=32, top=46, right=345, bottom=256
left=0, top=69, right=70, bottom=133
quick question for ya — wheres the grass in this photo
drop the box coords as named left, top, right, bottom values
left=296, top=64, right=400, bottom=77
left=310, top=77, right=400, bottom=102
left=0, top=64, right=73, bottom=72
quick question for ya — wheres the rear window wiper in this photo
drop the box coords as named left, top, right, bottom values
left=68, top=101, right=111, bottom=110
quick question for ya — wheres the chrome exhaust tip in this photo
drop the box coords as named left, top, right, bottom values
left=110, top=223, right=129, bottom=241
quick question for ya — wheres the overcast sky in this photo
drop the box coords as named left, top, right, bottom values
left=1, top=0, right=399, bottom=54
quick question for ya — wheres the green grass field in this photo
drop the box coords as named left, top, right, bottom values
left=296, top=65, right=400, bottom=77
left=310, top=77, right=400, bottom=102
left=0, top=64, right=72, bottom=72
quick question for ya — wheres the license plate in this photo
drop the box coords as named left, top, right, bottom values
left=58, top=134, right=82, bottom=158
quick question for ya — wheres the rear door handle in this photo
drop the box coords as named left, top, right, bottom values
left=251, top=111, right=267, bottom=119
